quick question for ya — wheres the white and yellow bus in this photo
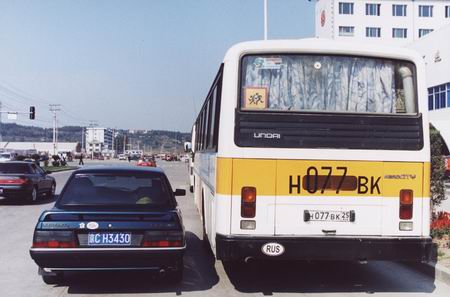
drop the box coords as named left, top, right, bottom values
left=191, top=39, right=433, bottom=263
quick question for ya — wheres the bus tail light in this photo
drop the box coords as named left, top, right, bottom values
left=399, top=189, right=413, bottom=220
left=241, top=187, right=256, bottom=218
left=32, top=231, right=76, bottom=248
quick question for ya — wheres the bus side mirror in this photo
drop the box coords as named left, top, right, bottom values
left=174, top=189, right=186, bottom=196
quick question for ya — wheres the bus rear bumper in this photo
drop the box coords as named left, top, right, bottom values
left=216, top=234, right=435, bottom=262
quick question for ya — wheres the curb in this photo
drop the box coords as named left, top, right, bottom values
left=432, top=263, right=450, bottom=285
left=407, top=262, right=450, bottom=286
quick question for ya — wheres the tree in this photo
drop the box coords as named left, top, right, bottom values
left=430, top=125, right=446, bottom=208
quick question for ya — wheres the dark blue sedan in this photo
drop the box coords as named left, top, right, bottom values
left=0, top=161, right=56, bottom=203
left=29, top=166, right=186, bottom=284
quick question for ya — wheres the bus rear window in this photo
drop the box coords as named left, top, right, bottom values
left=240, top=55, right=416, bottom=114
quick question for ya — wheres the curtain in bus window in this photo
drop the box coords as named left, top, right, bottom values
left=242, top=56, right=398, bottom=113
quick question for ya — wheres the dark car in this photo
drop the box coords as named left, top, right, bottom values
left=29, top=166, right=186, bottom=284
left=0, top=161, right=56, bottom=203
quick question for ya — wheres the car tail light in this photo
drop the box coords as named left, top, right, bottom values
left=0, top=176, right=28, bottom=185
left=32, top=231, right=76, bottom=248
left=399, top=189, right=413, bottom=220
left=142, top=231, right=183, bottom=247
left=241, top=187, right=256, bottom=218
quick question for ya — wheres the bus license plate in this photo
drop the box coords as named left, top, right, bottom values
left=307, top=210, right=351, bottom=222
left=88, top=232, right=132, bottom=246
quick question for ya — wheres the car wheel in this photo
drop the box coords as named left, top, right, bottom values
left=27, top=186, right=38, bottom=203
left=39, top=268, right=64, bottom=285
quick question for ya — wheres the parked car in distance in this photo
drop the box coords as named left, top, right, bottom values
left=118, top=154, right=127, bottom=160
left=137, top=158, right=157, bottom=167
left=0, top=152, right=15, bottom=162
left=0, top=161, right=56, bottom=203
left=30, top=166, right=186, bottom=284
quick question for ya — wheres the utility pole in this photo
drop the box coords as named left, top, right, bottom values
left=81, top=126, right=84, bottom=152
left=49, top=104, right=61, bottom=156
left=264, top=0, right=268, bottom=40
left=123, top=133, right=126, bottom=154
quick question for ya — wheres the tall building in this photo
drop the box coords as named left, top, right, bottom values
left=315, top=0, right=450, bottom=152
left=409, top=25, right=450, bottom=152
left=85, top=127, right=114, bottom=154
left=315, top=0, right=450, bottom=45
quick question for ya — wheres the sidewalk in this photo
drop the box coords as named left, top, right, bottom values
left=436, top=182, right=450, bottom=213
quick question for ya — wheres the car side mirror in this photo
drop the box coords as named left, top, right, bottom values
left=45, top=170, right=52, bottom=175
left=174, top=189, right=186, bottom=196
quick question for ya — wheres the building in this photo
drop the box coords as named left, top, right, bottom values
left=0, top=142, right=78, bottom=155
left=409, top=25, right=450, bottom=152
left=316, top=0, right=450, bottom=45
left=315, top=0, right=450, bottom=150
left=85, top=127, right=114, bottom=155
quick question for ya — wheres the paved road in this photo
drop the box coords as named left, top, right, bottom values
left=1, top=160, right=450, bottom=296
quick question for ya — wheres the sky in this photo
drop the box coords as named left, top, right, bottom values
left=0, top=0, right=315, bottom=132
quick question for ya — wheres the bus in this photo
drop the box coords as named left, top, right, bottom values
left=191, top=39, right=433, bottom=263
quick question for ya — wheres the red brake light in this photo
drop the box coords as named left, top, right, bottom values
left=32, top=231, right=76, bottom=248
left=399, top=189, right=413, bottom=220
left=142, top=231, right=183, bottom=247
left=0, top=177, right=28, bottom=185
left=241, top=187, right=256, bottom=218
left=142, top=240, right=182, bottom=247
left=400, top=189, right=413, bottom=205
left=242, top=187, right=256, bottom=203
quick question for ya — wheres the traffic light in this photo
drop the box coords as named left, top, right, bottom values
left=29, top=106, right=35, bottom=120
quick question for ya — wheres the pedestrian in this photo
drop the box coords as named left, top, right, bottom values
left=128, top=155, right=131, bottom=162
left=79, top=154, right=84, bottom=165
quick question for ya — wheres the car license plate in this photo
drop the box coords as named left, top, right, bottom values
left=88, top=232, right=132, bottom=246
left=306, top=210, right=351, bottom=222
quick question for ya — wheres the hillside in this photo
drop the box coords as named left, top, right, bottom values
left=0, top=123, right=191, bottom=153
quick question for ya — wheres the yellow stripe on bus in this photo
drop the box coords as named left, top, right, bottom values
left=216, top=157, right=428, bottom=198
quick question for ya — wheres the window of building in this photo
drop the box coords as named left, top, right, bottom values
left=366, top=27, right=381, bottom=37
left=339, top=26, right=355, bottom=36
left=428, top=84, right=449, bottom=110
left=446, top=6, right=450, bottom=18
left=392, top=4, right=407, bottom=16
left=392, top=28, right=407, bottom=38
left=419, top=5, right=433, bottom=17
left=339, top=2, right=354, bottom=14
left=366, top=3, right=381, bottom=16
left=419, top=29, right=433, bottom=38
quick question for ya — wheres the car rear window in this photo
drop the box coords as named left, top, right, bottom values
left=58, top=173, right=174, bottom=209
left=0, top=163, right=31, bottom=174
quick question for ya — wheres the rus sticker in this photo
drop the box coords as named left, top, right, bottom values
left=243, top=87, right=268, bottom=109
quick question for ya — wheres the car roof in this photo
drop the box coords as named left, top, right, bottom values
left=72, top=166, right=165, bottom=175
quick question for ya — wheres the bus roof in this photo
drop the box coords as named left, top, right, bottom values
left=224, top=38, right=422, bottom=64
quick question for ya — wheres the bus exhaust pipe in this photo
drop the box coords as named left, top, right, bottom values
left=244, top=256, right=255, bottom=264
